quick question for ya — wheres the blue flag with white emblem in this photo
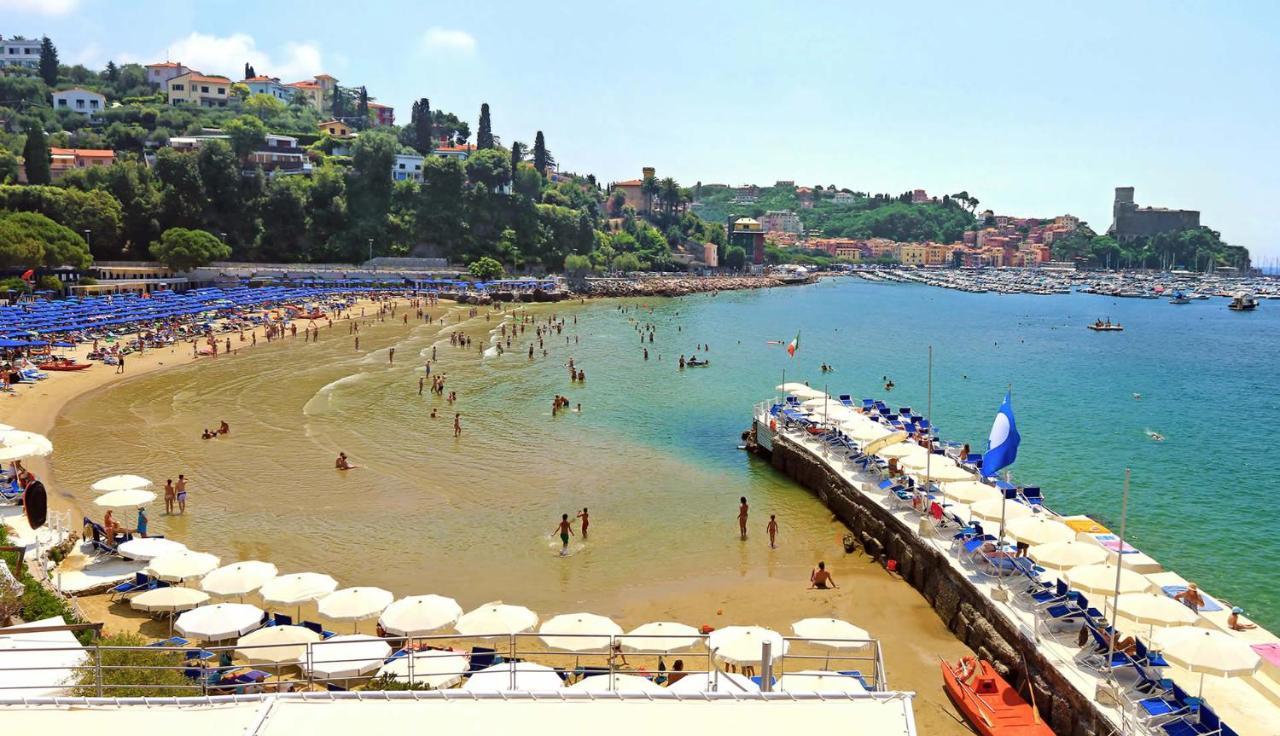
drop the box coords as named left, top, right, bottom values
left=982, top=391, right=1020, bottom=477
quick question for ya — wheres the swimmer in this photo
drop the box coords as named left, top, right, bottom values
left=335, top=452, right=357, bottom=470
left=554, top=513, right=575, bottom=555
left=577, top=508, right=590, bottom=539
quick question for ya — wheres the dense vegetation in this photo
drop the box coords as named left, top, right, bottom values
left=1050, top=225, right=1249, bottom=271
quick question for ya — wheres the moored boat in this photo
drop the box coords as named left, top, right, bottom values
left=1087, top=320, right=1124, bottom=331
left=941, top=657, right=1053, bottom=736
left=1228, top=292, right=1259, bottom=311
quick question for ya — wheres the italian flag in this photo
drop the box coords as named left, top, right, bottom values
left=787, top=331, right=800, bottom=357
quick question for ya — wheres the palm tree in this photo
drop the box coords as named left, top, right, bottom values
left=658, top=177, right=680, bottom=216
left=641, top=176, right=659, bottom=214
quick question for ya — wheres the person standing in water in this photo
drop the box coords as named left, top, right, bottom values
left=738, top=497, right=749, bottom=540
left=175, top=474, right=188, bottom=514
left=767, top=514, right=778, bottom=548
left=554, top=513, right=575, bottom=555
left=577, top=508, right=590, bottom=539
left=453, top=413, right=462, bottom=437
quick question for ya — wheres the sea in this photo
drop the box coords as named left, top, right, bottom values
left=50, top=278, right=1280, bottom=631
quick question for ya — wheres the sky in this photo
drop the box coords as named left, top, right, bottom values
left=6, top=0, right=1279, bottom=259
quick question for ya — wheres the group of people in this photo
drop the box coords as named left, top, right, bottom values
left=553, top=508, right=590, bottom=555
left=736, top=497, right=838, bottom=589
left=162, top=475, right=190, bottom=514
left=200, top=420, right=230, bottom=440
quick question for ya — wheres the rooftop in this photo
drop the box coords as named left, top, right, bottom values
left=49, top=148, right=115, bottom=158
left=178, top=73, right=231, bottom=84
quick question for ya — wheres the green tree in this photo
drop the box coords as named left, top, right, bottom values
left=640, top=175, right=659, bottom=214
left=22, top=121, right=51, bottom=186
left=356, top=86, right=370, bottom=130
left=477, top=103, right=494, bottom=149
left=533, top=131, right=548, bottom=175
left=497, top=227, right=521, bottom=269
left=416, top=156, right=467, bottom=257
left=223, top=115, right=267, bottom=162
left=196, top=140, right=242, bottom=225
left=149, top=227, right=231, bottom=271
left=104, top=60, right=119, bottom=82
left=256, top=177, right=309, bottom=261
left=38, top=36, right=59, bottom=86
left=468, top=255, right=504, bottom=280
left=611, top=252, right=641, bottom=272
left=465, top=148, right=511, bottom=191
left=0, top=211, right=92, bottom=269
left=509, top=142, right=522, bottom=182
left=0, top=148, right=20, bottom=184
left=72, top=633, right=194, bottom=697
left=153, top=148, right=205, bottom=230
left=244, top=93, right=285, bottom=120
left=410, top=98, right=434, bottom=155
left=563, top=253, right=591, bottom=275
left=724, top=245, right=747, bottom=270
left=0, top=185, right=122, bottom=256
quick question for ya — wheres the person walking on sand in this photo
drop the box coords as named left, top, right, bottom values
left=738, top=497, right=749, bottom=540
left=176, top=474, right=188, bottom=514
left=554, top=513, right=575, bottom=555
left=116, top=354, right=125, bottom=374
left=164, top=478, right=175, bottom=515
left=454, top=413, right=462, bottom=437
left=577, top=508, right=590, bottom=540
left=767, top=514, right=778, bottom=549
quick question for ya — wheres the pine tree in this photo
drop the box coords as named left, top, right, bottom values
left=104, top=61, right=119, bottom=82
left=357, top=87, right=370, bottom=130
left=509, top=141, right=522, bottom=179
left=331, top=87, right=346, bottom=119
left=477, top=103, right=493, bottom=149
left=533, top=131, right=547, bottom=175
left=22, top=121, right=51, bottom=185
left=411, top=98, right=433, bottom=155
left=38, top=36, right=59, bottom=87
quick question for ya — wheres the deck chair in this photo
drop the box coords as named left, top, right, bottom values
left=468, top=647, right=497, bottom=672
left=838, top=395, right=853, bottom=407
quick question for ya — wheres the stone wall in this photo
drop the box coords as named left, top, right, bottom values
left=762, top=434, right=1112, bottom=736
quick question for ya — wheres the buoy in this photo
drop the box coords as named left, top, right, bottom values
left=886, top=559, right=899, bottom=573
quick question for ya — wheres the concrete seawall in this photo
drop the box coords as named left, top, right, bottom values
left=758, top=433, right=1111, bottom=736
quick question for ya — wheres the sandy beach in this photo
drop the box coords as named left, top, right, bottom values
left=3, top=292, right=975, bottom=735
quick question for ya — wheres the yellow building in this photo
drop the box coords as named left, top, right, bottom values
left=319, top=119, right=354, bottom=138
left=286, top=74, right=338, bottom=113
left=925, top=243, right=953, bottom=266
left=167, top=72, right=232, bottom=107
left=898, top=244, right=927, bottom=265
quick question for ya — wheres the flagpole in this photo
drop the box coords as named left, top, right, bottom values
left=926, top=345, right=934, bottom=505
left=1106, top=468, right=1131, bottom=683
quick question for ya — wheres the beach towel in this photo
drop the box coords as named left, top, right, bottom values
left=1161, top=585, right=1224, bottom=612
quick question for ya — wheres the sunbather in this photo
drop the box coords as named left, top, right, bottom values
left=1174, top=583, right=1205, bottom=610
left=1228, top=607, right=1257, bottom=631
left=809, top=561, right=837, bottom=589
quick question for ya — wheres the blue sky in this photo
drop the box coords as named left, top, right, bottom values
left=7, top=0, right=1278, bottom=259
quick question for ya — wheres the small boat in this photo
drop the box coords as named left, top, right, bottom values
left=685, top=358, right=711, bottom=367
left=41, top=359, right=92, bottom=371
left=1087, top=322, right=1124, bottom=332
left=941, top=657, right=1053, bottom=736
left=1169, top=291, right=1191, bottom=305
left=1229, top=293, right=1259, bottom=311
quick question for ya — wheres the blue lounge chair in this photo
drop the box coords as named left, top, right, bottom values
left=838, top=395, right=853, bottom=407
left=1135, top=639, right=1168, bottom=668
left=1021, top=486, right=1044, bottom=505
left=468, top=646, right=497, bottom=672
left=110, top=572, right=152, bottom=600
left=838, top=670, right=872, bottom=689
left=147, top=636, right=189, bottom=648
left=273, top=613, right=293, bottom=627
left=302, top=621, right=335, bottom=639
left=1132, top=681, right=1187, bottom=724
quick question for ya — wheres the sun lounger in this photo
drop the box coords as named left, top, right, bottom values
left=468, top=646, right=498, bottom=672
left=148, top=636, right=190, bottom=648
left=838, top=395, right=853, bottom=407
left=302, top=621, right=336, bottom=639
left=1160, top=585, right=1224, bottom=612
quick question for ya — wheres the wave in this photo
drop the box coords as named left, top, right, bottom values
left=302, top=373, right=367, bottom=416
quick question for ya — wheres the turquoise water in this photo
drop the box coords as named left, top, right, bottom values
left=572, top=279, right=1280, bottom=629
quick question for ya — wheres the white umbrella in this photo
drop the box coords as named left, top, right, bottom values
left=841, top=420, right=892, bottom=442
left=117, top=537, right=187, bottom=561
left=317, top=587, right=394, bottom=625
left=201, top=561, right=278, bottom=598
left=91, top=475, right=152, bottom=493
left=862, top=432, right=908, bottom=457
left=176, top=602, right=264, bottom=641
left=667, top=671, right=759, bottom=694
left=462, top=661, right=563, bottom=692
left=909, top=461, right=975, bottom=482
left=260, top=572, right=338, bottom=607
left=130, top=586, right=209, bottom=613
left=148, top=551, right=220, bottom=582
left=969, top=498, right=1033, bottom=523
left=2, top=431, right=51, bottom=456
left=1107, top=593, right=1200, bottom=636
left=568, top=673, right=665, bottom=694
left=236, top=625, right=321, bottom=665
left=938, top=481, right=1002, bottom=505
left=899, top=452, right=950, bottom=471
left=1028, top=540, right=1109, bottom=571
left=0, top=444, right=40, bottom=463
left=619, top=621, right=702, bottom=653
left=0, top=423, right=13, bottom=433
left=94, top=489, right=158, bottom=509
left=777, top=670, right=868, bottom=694
left=539, top=612, right=623, bottom=651
left=876, top=443, right=928, bottom=461
left=1005, top=517, right=1076, bottom=546
left=709, top=625, right=787, bottom=665
left=776, top=382, right=814, bottom=394
left=1154, top=627, right=1261, bottom=679
left=305, top=634, right=391, bottom=679
left=379, top=595, right=463, bottom=636
left=455, top=602, right=538, bottom=637
left=1065, top=563, right=1151, bottom=597
left=376, top=650, right=468, bottom=689
left=791, top=618, right=870, bottom=649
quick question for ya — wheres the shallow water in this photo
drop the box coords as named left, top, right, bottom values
left=52, top=279, right=1280, bottom=630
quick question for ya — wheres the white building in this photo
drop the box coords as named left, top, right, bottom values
left=0, top=36, right=42, bottom=70
left=392, top=152, right=425, bottom=182
left=145, top=61, right=192, bottom=88
left=51, top=87, right=106, bottom=115
left=832, top=191, right=855, bottom=204
left=242, top=75, right=291, bottom=102
left=760, top=210, right=803, bottom=234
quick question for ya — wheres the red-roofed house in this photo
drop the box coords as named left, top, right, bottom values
left=48, top=147, right=115, bottom=179
left=611, top=167, right=655, bottom=211
left=242, top=75, right=291, bottom=102
left=167, top=72, right=232, bottom=107
left=286, top=74, right=338, bottom=113
left=434, top=144, right=473, bottom=161
left=146, top=61, right=193, bottom=88
left=368, top=101, right=394, bottom=127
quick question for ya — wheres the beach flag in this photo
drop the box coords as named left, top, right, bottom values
left=787, top=331, right=801, bottom=357
left=981, top=391, right=1020, bottom=477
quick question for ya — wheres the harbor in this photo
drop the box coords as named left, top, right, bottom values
left=851, top=266, right=1279, bottom=301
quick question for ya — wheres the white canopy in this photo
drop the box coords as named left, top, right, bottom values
left=1028, top=540, right=1109, bottom=570
left=378, top=594, right=463, bottom=636
left=148, top=551, right=221, bottom=582
left=462, top=662, right=564, bottom=692
left=94, top=489, right=157, bottom=509
left=619, top=621, right=702, bottom=653
left=200, top=561, right=278, bottom=598
left=236, top=625, right=322, bottom=665
left=777, top=670, right=868, bottom=694
left=841, top=419, right=892, bottom=442
left=0, top=616, right=86, bottom=697
left=791, top=618, right=870, bottom=649
left=304, top=634, right=391, bottom=679
left=667, top=671, right=759, bottom=694
left=908, top=461, right=975, bottom=482
left=317, top=586, right=394, bottom=622
left=1065, top=563, right=1151, bottom=597
left=969, top=498, right=1033, bottom=523
left=538, top=612, right=623, bottom=651
left=708, top=625, right=787, bottom=665
left=567, top=673, right=665, bottom=694
left=260, top=572, right=338, bottom=606
left=1004, top=517, right=1075, bottom=546
left=375, top=649, right=468, bottom=689
left=91, top=475, right=152, bottom=493
left=1107, top=593, right=1200, bottom=628
left=117, top=537, right=188, bottom=561
left=455, top=603, right=538, bottom=637
left=876, top=443, right=928, bottom=462
left=175, top=602, right=264, bottom=641
left=1154, top=627, right=1261, bottom=678
left=2, top=431, right=52, bottom=456
left=0, top=444, right=39, bottom=463
left=937, top=481, right=1001, bottom=505
left=129, top=586, right=209, bottom=613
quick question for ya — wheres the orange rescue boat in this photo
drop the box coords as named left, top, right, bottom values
left=941, top=657, right=1053, bottom=736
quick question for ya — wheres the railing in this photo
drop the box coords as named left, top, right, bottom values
left=0, top=631, right=885, bottom=697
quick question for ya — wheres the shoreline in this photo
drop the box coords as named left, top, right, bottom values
left=579, top=275, right=808, bottom=298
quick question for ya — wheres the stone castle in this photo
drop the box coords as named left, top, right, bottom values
left=1108, top=186, right=1200, bottom=242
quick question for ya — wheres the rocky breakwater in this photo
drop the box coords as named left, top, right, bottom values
left=756, top=433, right=1112, bottom=736
left=582, top=275, right=799, bottom=298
